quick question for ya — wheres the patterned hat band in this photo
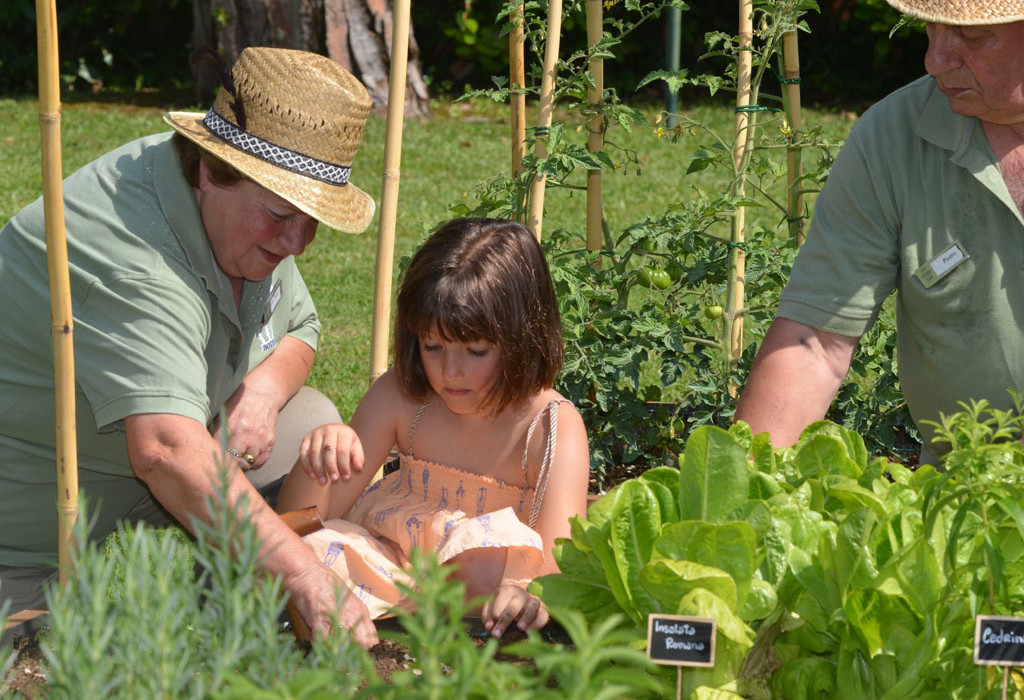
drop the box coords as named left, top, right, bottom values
left=202, top=110, right=352, bottom=187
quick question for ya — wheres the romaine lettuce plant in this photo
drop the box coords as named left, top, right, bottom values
left=534, top=403, right=1024, bottom=699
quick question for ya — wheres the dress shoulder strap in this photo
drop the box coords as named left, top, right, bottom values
left=523, top=398, right=572, bottom=529
left=406, top=400, right=430, bottom=458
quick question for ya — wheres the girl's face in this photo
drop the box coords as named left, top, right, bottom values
left=418, top=328, right=503, bottom=415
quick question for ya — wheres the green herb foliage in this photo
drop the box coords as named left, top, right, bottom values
left=533, top=402, right=1024, bottom=698
left=29, top=461, right=663, bottom=699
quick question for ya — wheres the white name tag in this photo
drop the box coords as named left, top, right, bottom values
left=913, top=241, right=969, bottom=289
left=261, top=280, right=283, bottom=325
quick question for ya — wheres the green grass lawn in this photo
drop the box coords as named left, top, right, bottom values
left=0, top=94, right=856, bottom=419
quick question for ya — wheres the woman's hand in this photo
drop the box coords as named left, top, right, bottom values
left=299, top=423, right=365, bottom=485
left=214, top=385, right=281, bottom=471
left=481, top=583, right=549, bottom=638
left=287, top=563, right=379, bottom=648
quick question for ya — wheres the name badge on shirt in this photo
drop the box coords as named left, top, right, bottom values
left=913, top=241, right=969, bottom=289
left=258, top=324, right=277, bottom=352
left=261, top=280, right=283, bottom=325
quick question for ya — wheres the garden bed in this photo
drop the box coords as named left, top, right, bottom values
left=3, top=614, right=558, bottom=697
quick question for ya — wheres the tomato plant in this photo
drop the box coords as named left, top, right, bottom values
left=447, top=0, right=914, bottom=476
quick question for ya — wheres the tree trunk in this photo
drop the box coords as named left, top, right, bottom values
left=192, top=0, right=429, bottom=117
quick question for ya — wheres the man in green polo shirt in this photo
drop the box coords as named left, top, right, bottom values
left=735, top=0, right=1024, bottom=466
left=0, top=47, right=379, bottom=647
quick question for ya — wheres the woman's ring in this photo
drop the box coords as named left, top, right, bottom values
left=227, top=446, right=257, bottom=465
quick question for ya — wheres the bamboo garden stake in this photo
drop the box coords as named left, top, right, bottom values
left=781, top=30, right=805, bottom=244
left=725, top=0, right=754, bottom=395
left=510, top=1, right=527, bottom=187
left=35, top=0, right=79, bottom=586
left=527, top=0, right=563, bottom=241
left=585, top=0, right=605, bottom=253
left=369, top=0, right=412, bottom=383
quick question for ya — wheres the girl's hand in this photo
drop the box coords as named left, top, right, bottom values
left=299, top=423, right=365, bottom=485
left=481, top=584, right=549, bottom=638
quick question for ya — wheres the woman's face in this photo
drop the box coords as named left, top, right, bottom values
left=924, top=21, right=1024, bottom=126
left=417, top=328, right=503, bottom=415
left=197, top=159, right=319, bottom=282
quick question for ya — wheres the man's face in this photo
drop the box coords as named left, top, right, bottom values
left=197, top=159, right=319, bottom=282
left=925, top=21, right=1024, bottom=125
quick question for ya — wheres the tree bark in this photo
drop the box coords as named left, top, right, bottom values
left=192, top=0, right=429, bottom=117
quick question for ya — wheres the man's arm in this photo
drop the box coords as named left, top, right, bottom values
left=125, top=412, right=379, bottom=647
left=735, top=317, right=860, bottom=447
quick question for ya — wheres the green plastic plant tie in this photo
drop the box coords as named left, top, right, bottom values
left=534, top=125, right=550, bottom=137
left=735, top=104, right=780, bottom=114
left=772, top=67, right=801, bottom=85
left=787, top=214, right=808, bottom=223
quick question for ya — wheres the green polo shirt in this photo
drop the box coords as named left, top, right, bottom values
left=0, top=132, right=320, bottom=565
left=778, top=75, right=1024, bottom=465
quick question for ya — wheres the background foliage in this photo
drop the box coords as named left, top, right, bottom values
left=1, top=0, right=922, bottom=476
left=2, top=0, right=926, bottom=104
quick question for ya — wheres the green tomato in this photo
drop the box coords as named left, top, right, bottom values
left=703, top=304, right=724, bottom=319
left=638, top=267, right=672, bottom=290
left=665, top=260, right=684, bottom=282
left=633, top=238, right=656, bottom=253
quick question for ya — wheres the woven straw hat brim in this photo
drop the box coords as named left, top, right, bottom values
left=886, top=0, right=1024, bottom=25
left=165, top=111, right=375, bottom=234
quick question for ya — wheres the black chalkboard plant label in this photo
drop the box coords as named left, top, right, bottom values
left=975, top=615, right=1024, bottom=666
left=647, top=614, right=717, bottom=667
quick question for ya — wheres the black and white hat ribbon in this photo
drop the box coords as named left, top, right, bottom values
left=202, top=110, right=352, bottom=186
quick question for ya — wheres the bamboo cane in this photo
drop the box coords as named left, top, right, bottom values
left=781, top=30, right=805, bottom=244
left=510, top=2, right=526, bottom=182
left=368, top=0, right=412, bottom=384
left=725, top=0, right=754, bottom=396
left=35, top=0, right=78, bottom=587
left=526, top=0, right=563, bottom=241
left=585, top=0, right=604, bottom=253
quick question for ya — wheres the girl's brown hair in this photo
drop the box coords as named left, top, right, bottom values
left=393, top=218, right=563, bottom=415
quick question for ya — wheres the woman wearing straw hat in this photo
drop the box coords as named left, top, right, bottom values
left=0, top=47, right=379, bottom=647
left=735, top=0, right=1024, bottom=466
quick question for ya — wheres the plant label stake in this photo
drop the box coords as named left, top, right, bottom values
left=647, top=614, right=716, bottom=700
left=975, top=615, right=1024, bottom=699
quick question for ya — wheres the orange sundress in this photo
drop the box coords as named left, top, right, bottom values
left=302, top=398, right=568, bottom=618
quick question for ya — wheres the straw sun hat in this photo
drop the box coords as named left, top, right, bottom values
left=885, top=0, right=1024, bottom=25
left=165, top=47, right=375, bottom=234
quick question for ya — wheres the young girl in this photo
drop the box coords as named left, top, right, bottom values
left=276, top=217, right=590, bottom=641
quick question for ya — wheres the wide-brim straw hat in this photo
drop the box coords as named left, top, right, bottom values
left=165, top=47, right=375, bottom=234
left=885, top=0, right=1024, bottom=25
